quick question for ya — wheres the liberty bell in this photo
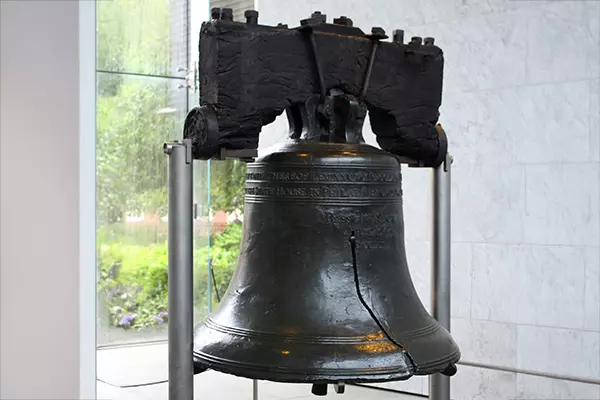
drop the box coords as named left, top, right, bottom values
left=187, top=10, right=460, bottom=396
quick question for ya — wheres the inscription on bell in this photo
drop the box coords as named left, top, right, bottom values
left=323, top=211, right=397, bottom=250
left=246, top=169, right=400, bottom=183
left=244, top=185, right=402, bottom=198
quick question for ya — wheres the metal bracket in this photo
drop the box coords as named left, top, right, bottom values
left=219, top=148, right=258, bottom=162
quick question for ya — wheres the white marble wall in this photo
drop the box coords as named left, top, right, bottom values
left=257, top=1, right=600, bottom=398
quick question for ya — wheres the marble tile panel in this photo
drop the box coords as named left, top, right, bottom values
left=452, top=164, right=526, bottom=243
left=451, top=364, right=517, bottom=400
left=451, top=243, right=473, bottom=319
left=404, top=240, right=432, bottom=312
left=591, top=79, right=599, bottom=162
left=526, top=1, right=600, bottom=84
left=471, top=244, right=587, bottom=329
left=452, top=317, right=518, bottom=367
left=517, top=325, right=600, bottom=379
left=441, top=81, right=592, bottom=165
left=435, top=10, right=528, bottom=92
left=524, top=163, right=600, bottom=246
left=584, top=246, right=600, bottom=332
left=402, top=166, right=433, bottom=243
left=516, top=373, right=600, bottom=399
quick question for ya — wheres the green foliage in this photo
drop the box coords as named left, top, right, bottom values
left=96, top=0, right=247, bottom=221
left=98, top=242, right=169, bottom=329
left=210, top=161, right=247, bottom=213
left=97, top=0, right=170, bottom=76
left=193, top=223, right=243, bottom=311
left=95, top=0, right=248, bottom=333
left=96, top=79, right=175, bottom=223
left=97, top=222, right=167, bottom=247
left=98, top=223, right=243, bottom=330
left=96, top=0, right=174, bottom=224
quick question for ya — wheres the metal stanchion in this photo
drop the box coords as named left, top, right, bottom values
left=164, top=139, right=194, bottom=400
left=429, top=153, right=453, bottom=400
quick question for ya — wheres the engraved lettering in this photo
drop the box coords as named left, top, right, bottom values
left=309, top=188, right=320, bottom=197
left=247, top=169, right=400, bottom=183
left=244, top=186, right=276, bottom=196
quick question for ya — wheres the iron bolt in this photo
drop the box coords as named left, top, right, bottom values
left=369, top=27, right=388, bottom=40
left=221, top=8, right=233, bottom=21
left=393, top=29, right=404, bottom=44
left=310, top=11, right=326, bottom=23
left=245, top=9, right=259, bottom=24
left=333, top=16, right=353, bottom=26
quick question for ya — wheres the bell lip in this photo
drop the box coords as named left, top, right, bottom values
left=411, top=347, right=461, bottom=375
left=192, top=352, right=415, bottom=384
left=193, top=347, right=461, bottom=382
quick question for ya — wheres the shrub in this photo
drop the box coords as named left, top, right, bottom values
left=98, top=222, right=243, bottom=330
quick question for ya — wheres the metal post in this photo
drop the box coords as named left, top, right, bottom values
left=429, top=154, right=452, bottom=400
left=164, top=139, right=194, bottom=400
left=253, top=379, right=258, bottom=400
left=207, top=160, right=212, bottom=314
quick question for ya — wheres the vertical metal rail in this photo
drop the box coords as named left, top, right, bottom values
left=429, top=154, right=453, bottom=400
left=165, top=139, right=194, bottom=400
left=207, top=160, right=212, bottom=314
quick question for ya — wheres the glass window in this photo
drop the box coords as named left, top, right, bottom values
left=96, top=0, right=254, bottom=347
left=96, top=0, right=190, bottom=346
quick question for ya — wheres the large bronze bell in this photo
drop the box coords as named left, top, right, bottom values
left=192, top=139, right=461, bottom=386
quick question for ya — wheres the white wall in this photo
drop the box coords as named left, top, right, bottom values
left=257, top=1, right=600, bottom=399
left=0, top=1, right=96, bottom=398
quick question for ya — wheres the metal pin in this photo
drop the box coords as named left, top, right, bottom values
left=245, top=10, right=259, bottom=25
left=221, top=8, right=233, bottom=21
left=393, top=29, right=404, bottom=44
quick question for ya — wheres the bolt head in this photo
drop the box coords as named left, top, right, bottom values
left=333, top=16, right=353, bottom=26
left=368, top=27, right=388, bottom=40
left=393, top=29, right=404, bottom=43
left=310, top=11, right=326, bottom=23
left=221, top=8, right=233, bottom=21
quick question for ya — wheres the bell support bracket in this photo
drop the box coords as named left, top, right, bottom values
left=183, top=9, right=447, bottom=168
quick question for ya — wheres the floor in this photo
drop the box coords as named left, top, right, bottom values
left=97, top=343, right=421, bottom=400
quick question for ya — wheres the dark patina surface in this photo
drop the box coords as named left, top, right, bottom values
left=184, top=10, right=447, bottom=167
left=192, top=140, right=460, bottom=384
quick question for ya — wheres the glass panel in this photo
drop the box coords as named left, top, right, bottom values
left=96, top=0, right=189, bottom=77
left=96, top=72, right=186, bottom=346
left=195, top=160, right=246, bottom=323
left=193, top=160, right=211, bottom=324
left=189, top=0, right=252, bottom=323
